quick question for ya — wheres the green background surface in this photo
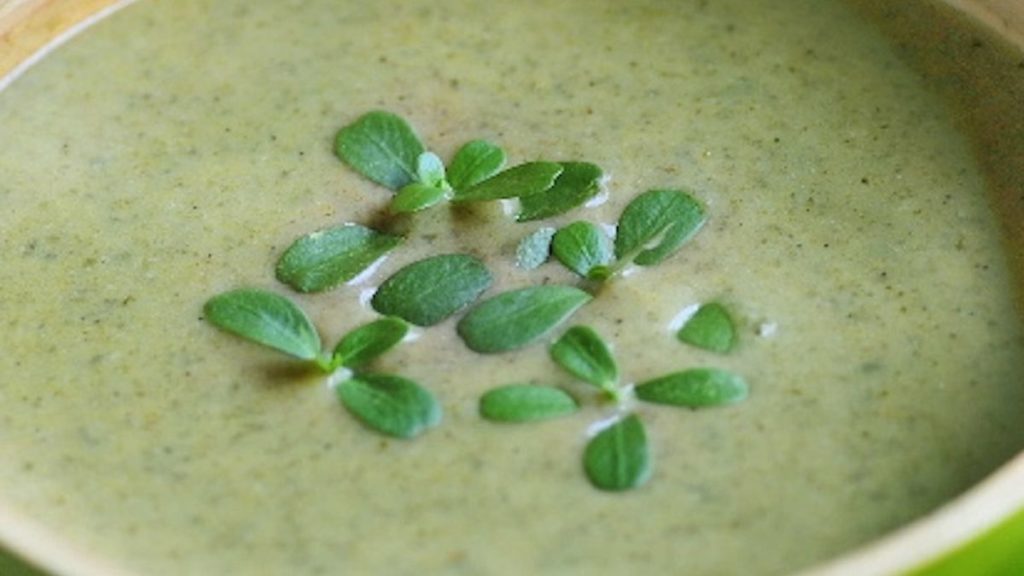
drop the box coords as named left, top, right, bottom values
left=1, top=506, right=1022, bottom=575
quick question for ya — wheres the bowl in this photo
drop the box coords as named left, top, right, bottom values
left=0, top=0, right=1022, bottom=574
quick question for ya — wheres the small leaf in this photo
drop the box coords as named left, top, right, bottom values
left=677, top=302, right=737, bottom=353
left=276, top=224, right=401, bottom=293
left=334, top=111, right=425, bottom=190
left=584, top=414, right=651, bottom=492
left=447, top=140, right=506, bottom=190
left=332, top=317, right=409, bottom=369
left=372, top=254, right=492, bottom=326
left=337, top=374, right=441, bottom=438
left=457, top=285, right=592, bottom=353
left=550, top=326, right=618, bottom=390
left=392, top=182, right=448, bottom=214
left=415, top=151, right=447, bottom=188
left=452, top=161, right=563, bottom=202
left=204, top=288, right=321, bottom=361
left=517, top=162, right=603, bottom=221
left=614, top=189, right=706, bottom=266
left=479, top=384, right=579, bottom=422
left=516, top=227, right=556, bottom=270
left=551, top=221, right=613, bottom=279
left=634, top=368, right=748, bottom=408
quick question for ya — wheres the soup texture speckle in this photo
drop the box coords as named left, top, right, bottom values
left=0, top=0, right=1022, bottom=574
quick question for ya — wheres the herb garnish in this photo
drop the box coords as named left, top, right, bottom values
left=515, top=226, right=556, bottom=270
left=542, top=188, right=706, bottom=282
left=676, top=302, right=737, bottom=353
left=517, top=162, right=604, bottom=222
left=584, top=414, right=651, bottom=492
left=371, top=253, right=492, bottom=326
left=479, top=325, right=748, bottom=491
left=334, top=111, right=600, bottom=217
left=203, top=288, right=440, bottom=438
left=479, top=384, right=579, bottom=422
left=551, top=221, right=614, bottom=281
left=457, top=285, right=592, bottom=353
left=204, top=108, right=756, bottom=494
left=276, top=224, right=401, bottom=293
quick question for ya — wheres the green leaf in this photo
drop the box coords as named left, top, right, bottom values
left=447, top=140, right=506, bottom=190
left=334, top=110, right=425, bottom=190
left=479, top=384, right=579, bottom=422
left=457, top=285, right=592, bottom=353
left=517, top=162, right=604, bottom=221
left=634, top=368, right=749, bottom=408
left=549, top=325, right=619, bottom=390
left=331, top=317, right=409, bottom=369
left=614, top=189, right=706, bottom=266
left=415, top=151, right=447, bottom=188
left=392, top=182, right=448, bottom=214
left=677, top=302, right=737, bottom=353
left=204, top=288, right=321, bottom=362
left=337, top=374, right=441, bottom=438
left=516, top=227, right=556, bottom=270
left=584, top=414, right=651, bottom=492
left=451, top=161, right=563, bottom=202
left=276, top=224, right=401, bottom=293
left=372, top=254, right=492, bottom=326
left=551, top=221, right=613, bottom=279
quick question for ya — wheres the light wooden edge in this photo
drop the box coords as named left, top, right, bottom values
left=800, top=454, right=1024, bottom=575
left=0, top=500, right=133, bottom=576
left=945, top=0, right=1024, bottom=49
left=0, top=1, right=1022, bottom=575
left=0, top=0, right=122, bottom=79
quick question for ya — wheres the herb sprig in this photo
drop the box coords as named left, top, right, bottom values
left=334, top=111, right=602, bottom=218
left=203, top=288, right=440, bottom=438
left=479, top=325, right=748, bottom=491
left=524, top=188, right=706, bottom=283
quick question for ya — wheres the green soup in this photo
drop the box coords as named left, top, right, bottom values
left=1, top=0, right=1022, bottom=574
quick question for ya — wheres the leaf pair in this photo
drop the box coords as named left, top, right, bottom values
left=203, top=289, right=439, bottom=438
left=335, top=111, right=603, bottom=218
left=521, top=188, right=707, bottom=281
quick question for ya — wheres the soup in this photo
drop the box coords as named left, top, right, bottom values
left=1, top=0, right=1022, bottom=574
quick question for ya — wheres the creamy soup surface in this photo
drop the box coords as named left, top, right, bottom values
left=1, top=0, right=1023, bottom=574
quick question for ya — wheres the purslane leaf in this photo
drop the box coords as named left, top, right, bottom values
left=334, top=111, right=425, bottom=191
left=204, top=288, right=322, bottom=361
left=634, top=368, right=748, bottom=408
left=332, top=317, right=409, bottom=369
left=677, top=302, right=737, bottom=353
left=515, top=227, right=556, bottom=270
left=371, top=254, right=492, bottom=326
left=452, top=161, right=563, bottom=202
left=584, top=414, right=651, bottom=492
left=416, top=151, right=447, bottom=188
left=614, top=189, right=706, bottom=266
left=447, top=140, right=506, bottom=191
left=551, top=221, right=613, bottom=279
left=392, top=182, right=448, bottom=214
left=276, top=224, right=401, bottom=293
left=517, top=162, right=603, bottom=222
left=457, top=285, right=592, bottom=353
left=337, top=373, right=441, bottom=438
left=479, top=384, right=579, bottom=423
left=550, top=326, right=619, bottom=390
